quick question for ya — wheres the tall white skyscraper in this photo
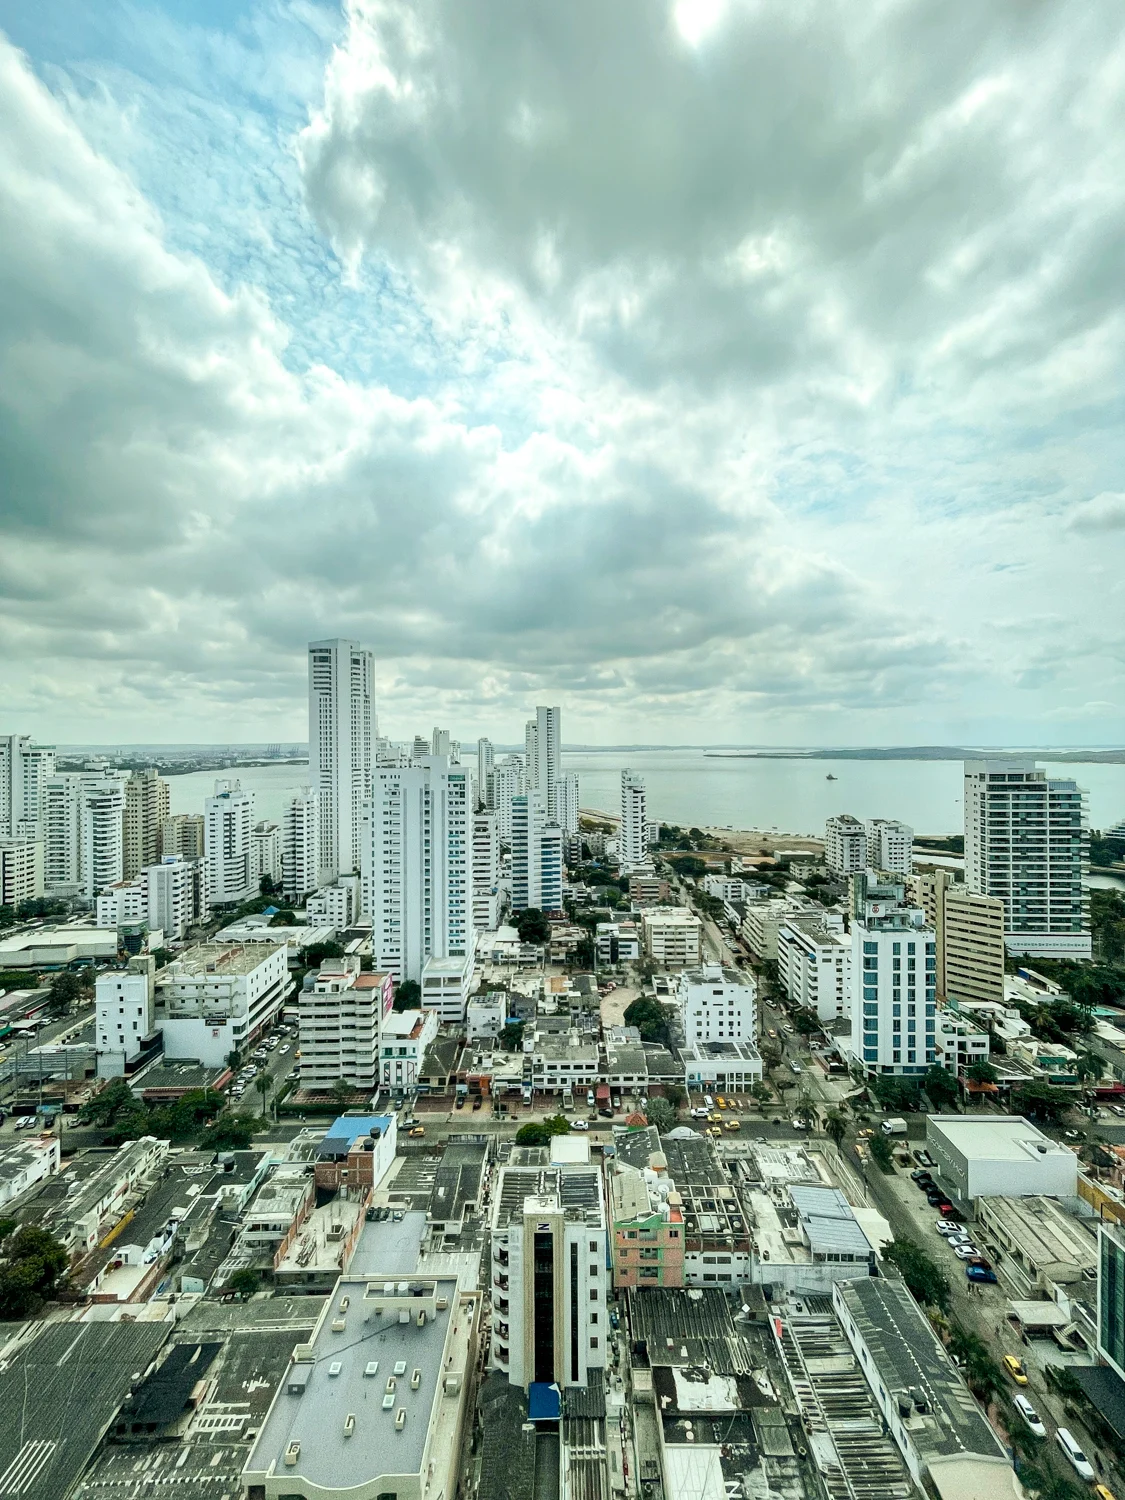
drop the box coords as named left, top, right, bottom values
left=525, top=707, right=562, bottom=817
left=619, top=770, right=647, bottom=873
left=477, top=738, right=494, bottom=798
left=849, top=896, right=937, bottom=1078
left=473, top=809, right=501, bottom=931
left=82, top=771, right=127, bottom=899
left=361, top=757, right=474, bottom=983
left=205, top=779, right=256, bottom=905
left=282, top=789, right=319, bottom=901
left=1, top=734, right=56, bottom=839
left=824, top=815, right=867, bottom=876
left=308, top=638, right=375, bottom=882
left=432, top=727, right=451, bottom=757
left=553, top=772, right=580, bottom=837
left=865, top=818, right=914, bottom=876
left=43, top=768, right=125, bottom=896
left=511, top=791, right=563, bottom=913
left=964, top=759, right=1091, bottom=959
left=487, top=760, right=526, bottom=843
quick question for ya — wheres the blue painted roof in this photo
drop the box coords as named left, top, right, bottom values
left=317, top=1114, right=395, bottom=1157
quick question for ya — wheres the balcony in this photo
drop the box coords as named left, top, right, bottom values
left=496, top=1296, right=509, bottom=1314
left=494, top=1249, right=509, bottom=1267
left=494, top=1274, right=509, bottom=1292
left=495, top=1343, right=509, bottom=1364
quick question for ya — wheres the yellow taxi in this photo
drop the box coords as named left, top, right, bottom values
left=724, top=1119, right=741, bottom=1132
left=408, top=1126, right=426, bottom=1138
left=717, top=1097, right=727, bottom=1109
left=1001, top=1355, right=1028, bottom=1386
left=708, top=1112, right=722, bottom=1124
left=1095, top=1485, right=1117, bottom=1500
left=707, top=1126, right=723, bottom=1138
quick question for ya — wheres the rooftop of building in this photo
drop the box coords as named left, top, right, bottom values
left=349, top=1210, right=427, bottom=1276
left=679, top=1039, right=763, bottom=1064
left=0, top=1132, right=57, bottom=1187
left=928, top=1114, right=1074, bottom=1161
left=131, top=1059, right=229, bottom=1095
left=835, top=1278, right=1010, bottom=1463
left=492, top=1162, right=604, bottom=1228
left=977, top=1195, right=1097, bottom=1276
left=247, top=1171, right=313, bottom=1223
left=420, top=1032, right=462, bottom=1079
left=658, top=1135, right=746, bottom=1248
left=787, top=1184, right=873, bottom=1258
left=613, top=1125, right=663, bottom=1172
left=0, top=1319, right=171, bottom=1500
left=532, top=1033, right=599, bottom=1061
left=316, top=1114, right=395, bottom=1159
left=644, top=907, right=702, bottom=926
left=161, top=941, right=285, bottom=977
left=602, top=1041, right=648, bottom=1075
left=627, top=1285, right=754, bottom=1373
left=679, top=964, right=748, bottom=987
left=247, top=1276, right=465, bottom=1490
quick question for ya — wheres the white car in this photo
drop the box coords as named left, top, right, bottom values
left=1013, top=1395, right=1046, bottom=1439
left=935, top=1222, right=962, bottom=1236
left=1056, top=1428, right=1094, bottom=1481
left=573, top=1120, right=589, bottom=1131
left=953, top=1244, right=980, bottom=1260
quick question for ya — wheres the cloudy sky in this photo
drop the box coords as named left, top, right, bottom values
left=1, top=0, right=1123, bottom=748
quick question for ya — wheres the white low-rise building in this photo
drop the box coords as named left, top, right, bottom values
left=379, top=1007, right=439, bottom=1090
left=421, top=951, right=475, bottom=1024
left=156, top=941, right=291, bottom=1067
left=677, top=963, right=756, bottom=1045
left=642, top=907, right=702, bottom=969
left=925, top=1114, right=1078, bottom=1201
left=95, top=955, right=156, bottom=1076
left=680, top=1040, right=762, bottom=1094
left=304, top=876, right=359, bottom=928
left=466, top=991, right=506, bottom=1041
left=596, top=920, right=641, bottom=964
left=0, top=1134, right=60, bottom=1208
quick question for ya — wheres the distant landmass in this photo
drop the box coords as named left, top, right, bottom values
left=705, top=746, right=1125, bottom=763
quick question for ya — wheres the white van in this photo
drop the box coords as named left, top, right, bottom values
left=1055, top=1428, right=1094, bottom=1481
left=703, top=1095, right=714, bottom=1110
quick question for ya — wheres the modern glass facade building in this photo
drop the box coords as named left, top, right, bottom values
left=1098, top=1220, right=1125, bottom=1381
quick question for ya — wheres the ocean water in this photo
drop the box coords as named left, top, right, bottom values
left=168, top=749, right=1125, bottom=840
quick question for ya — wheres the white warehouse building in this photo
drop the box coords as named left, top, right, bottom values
left=925, top=1115, right=1079, bottom=1202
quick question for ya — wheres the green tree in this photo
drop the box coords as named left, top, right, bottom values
left=623, top=997, right=671, bottom=1047
left=1011, top=1079, right=1075, bottom=1122
left=646, top=1098, right=676, bottom=1134
left=663, top=1084, right=687, bottom=1111
left=259, top=874, right=279, bottom=897
left=46, top=969, right=87, bottom=1019
left=498, top=1022, right=525, bottom=1052
left=302, top=940, right=345, bottom=967
left=824, top=1110, right=848, bottom=1149
left=966, top=1058, right=999, bottom=1085
left=200, top=1113, right=256, bottom=1151
left=868, top=1133, right=895, bottom=1172
left=543, top=1114, right=571, bottom=1137
left=869, top=1075, right=921, bottom=1112
left=948, top=1324, right=1003, bottom=1401
left=255, top=1074, right=274, bottom=1116
left=1075, top=1051, right=1103, bottom=1086
left=882, top=1237, right=950, bottom=1310
left=330, top=1078, right=354, bottom=1108
left=227, top=1267, right=261, bottom=1299
left=923, top=1065, right=959, bottom=1110
left=270, top=909, right=297, bottom=927
left=516, top=908, right=552, bottom=945
left=0, top=1225, right=70, bottom=1319
left=394, top=979, right=422, bottom=1011
left=515, top=1122, right=550, bottom=1146
left=791, top=1008, right=821, bottom=1036
left=751, top=1081, right=773, bottom=1105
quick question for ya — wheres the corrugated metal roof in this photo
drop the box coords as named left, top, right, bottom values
left=788, top=1185, right=872, bottom=1257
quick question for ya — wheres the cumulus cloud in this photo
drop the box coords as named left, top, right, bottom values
left=0, top=2, right=1123, bottom=746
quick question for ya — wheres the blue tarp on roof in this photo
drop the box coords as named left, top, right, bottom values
left=528, top=1382, right=561, bottom=1421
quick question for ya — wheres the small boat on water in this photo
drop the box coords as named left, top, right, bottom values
left=826, top=773, right=837, bottom=781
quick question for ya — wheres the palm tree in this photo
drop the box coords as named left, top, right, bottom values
left=1075, top=1051, right=1102, bottom=1087
left=254, top=1073, right=273, bottom=1119
left=824, top=1110, right=847, bottom=1149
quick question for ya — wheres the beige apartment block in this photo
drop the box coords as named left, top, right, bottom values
left=914, top=870, right=1004, bottom=1005
left=642, top=907, right=702, bottom=969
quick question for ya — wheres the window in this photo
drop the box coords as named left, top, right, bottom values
left=863, top=941, right=878, bottom=954
left=589, top=1289, right=598, bottom=1302
left=589, top=1264, right=598, bottom=1277
left=589, top=1337, right=599, bottom=1350
left=590, top=1313, right=598, bottom=1325
left=589, top=1241, right=598, bottom=1252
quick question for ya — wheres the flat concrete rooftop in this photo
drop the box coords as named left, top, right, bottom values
left=248, top=1277, right=464, bottom=1492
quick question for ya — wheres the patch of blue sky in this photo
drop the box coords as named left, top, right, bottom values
left=0, top=0, right=521, bottom=410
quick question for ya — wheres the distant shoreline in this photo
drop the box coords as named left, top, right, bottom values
left=704, top=747, right=1125, bottom=764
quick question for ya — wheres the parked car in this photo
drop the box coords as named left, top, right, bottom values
left=910, top=1169, right=931, bottom=1182
left=936, top=1222, right=961, bottom=1237
left=1013, top=1394, right=1046, bottom=1438
left=791, top=1118, right=809, bottom=1131
left=939, top=1204, right=965, bottom=1222
left=1002, top=1355, right=1029, bottom=1387
left=789, top=1061, right=802, bottom=1075
left=472, top=1097, right=482, bottom=1111
left=966, top=1265, right=998, bottom=1284
left=408, top=1126, right=425, bottom=1138
left=954, top=1245, right=981, bottom=1260
left=573, top=1119, right=589, bottom=1131
left=913, top=1149, right=934, bottom=1167
left=1056, top=1428, right=1095, bottom=1482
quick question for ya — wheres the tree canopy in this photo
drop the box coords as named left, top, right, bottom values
left=516, top=908, right=552, bottom=945
left=394, top=979, right=422, bottom=1011
left=923, top=1065, right=959, bottom=1109
left=0, top=1224, right=70, bottom=1319
left=623, top=997, right=671, bottom=1047
left=882, top=1237, right=950, bottom=1311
